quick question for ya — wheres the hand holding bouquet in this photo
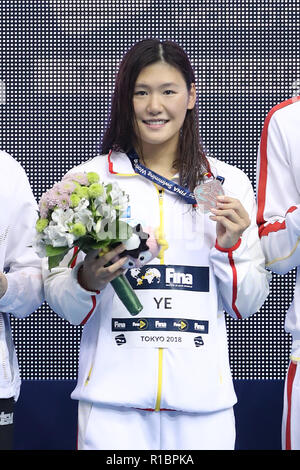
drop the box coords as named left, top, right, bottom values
left=34, top=171, right=144, bottom=315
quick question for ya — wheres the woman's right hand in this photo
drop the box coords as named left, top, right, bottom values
left=77, top=243, right=128, bottom=292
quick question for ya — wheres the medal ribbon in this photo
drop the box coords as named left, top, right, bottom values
left=127, top=149, right=197, bottom=205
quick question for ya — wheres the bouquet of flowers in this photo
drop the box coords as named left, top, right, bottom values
left=34, top=171, right=144, bottom=315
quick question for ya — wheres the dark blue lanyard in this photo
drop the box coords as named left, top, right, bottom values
left=127, top=149, right=198, bottom=205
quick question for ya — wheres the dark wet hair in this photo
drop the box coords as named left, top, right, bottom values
left=101, top=39, right=209, bottom=190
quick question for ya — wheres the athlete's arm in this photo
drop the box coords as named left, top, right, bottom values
left=256, top=106, right=300, bottom=274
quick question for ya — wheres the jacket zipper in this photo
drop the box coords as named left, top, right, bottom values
left=154, top=186, right=168, bottom=411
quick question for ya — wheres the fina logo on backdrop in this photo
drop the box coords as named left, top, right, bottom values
left=126, top=265, right=209, bottom=292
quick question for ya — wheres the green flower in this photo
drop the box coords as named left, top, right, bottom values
left=74, top=185, right=90, bottom=199
left=36, top=218, right=49, bottom=233
left=70, top=222, right=86, bottom=237
left=88, top=183, right=104, bottom=198
left=87, top=172, right=100, bottom=184
left=70, top=193, right=81, bottom=208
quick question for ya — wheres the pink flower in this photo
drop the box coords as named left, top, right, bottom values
left=39, top=187, right=66, bottom=216
left=44, top=188, right=61, bottom=207
left=38, top=173, right=89, bottom=218
left=57, top=193, right=71, bottom=210
left=62, top=172, right=89, bottom=186
left=39, top=193, right=50, bottom=219
left=60, top=180, right=77, bottom=194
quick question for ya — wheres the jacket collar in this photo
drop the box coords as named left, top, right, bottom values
left=107, top=150, right=137, bottom=177
left=107, top=149, right=181, bottom=183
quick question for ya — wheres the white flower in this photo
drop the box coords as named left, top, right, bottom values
left=38, top=208, right=76, bottom=248
left=95, top=202, right=116, bottom=222
left=74, top=207, right=94, bottom=232
left=109, top=184, right=128, bottom=211
left=74, top=198, right=90, bottom=211
left=94, top=219, right=102, bottom=234
left=43, top=224, right=75, bottom=247
left=51, top=208, right=75, bottom=228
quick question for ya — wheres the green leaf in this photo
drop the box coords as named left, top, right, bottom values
left=106, top=183, right=112, bottom=193
left=45, top=245, right=69, bottom=257
left=48, top=251, right=69, bottom=270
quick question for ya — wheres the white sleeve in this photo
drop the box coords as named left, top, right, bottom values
left=0, top=163, right=44, bottom=318
left=210, top=173, right=271, bottom=319
left=256, top=106, right=300, bottom=274
left=43, top=247, right=102, bottom=326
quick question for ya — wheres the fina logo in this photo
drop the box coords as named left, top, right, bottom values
left=130, top=267, right=161, bottom=286
left=166, top=268, right=193, bottom=286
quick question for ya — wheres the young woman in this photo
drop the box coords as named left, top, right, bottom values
left=43, top=39, right=270, bottom=450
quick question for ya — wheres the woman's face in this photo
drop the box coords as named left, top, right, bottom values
left=132, top=61, right=196, bottom=153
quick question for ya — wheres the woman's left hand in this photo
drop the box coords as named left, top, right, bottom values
left=209, top=195, right=250, bottom=249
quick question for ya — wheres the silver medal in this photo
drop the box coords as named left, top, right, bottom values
left=194, top=179, right=225, bottom=213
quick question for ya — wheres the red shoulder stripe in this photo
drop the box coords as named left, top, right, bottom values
left=257, top=97, right=300, bottom=228
left=259, top=220, right=286, bottom=238
left=80, top=295, right=98, bottom=326
left=258, top=206, right=298, bottom=238
left=215, top=239, right=242, bottom=319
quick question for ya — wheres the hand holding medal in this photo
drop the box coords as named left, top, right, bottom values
left=194, top=174, right=250, bottom=249
left=209, top=195, right=250, bottom=249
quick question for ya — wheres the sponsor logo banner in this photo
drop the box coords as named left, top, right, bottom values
left=112, top=317, right=209, bottom=334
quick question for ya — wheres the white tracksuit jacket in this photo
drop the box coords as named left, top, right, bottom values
left=0, top=151, right=44, bottom=400
left=43, top=151, right=270, bottom=413
left=256, top=96, right=300, bottom=362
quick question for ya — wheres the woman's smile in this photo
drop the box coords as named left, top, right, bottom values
left=142, top=119, right=170, bottom=129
